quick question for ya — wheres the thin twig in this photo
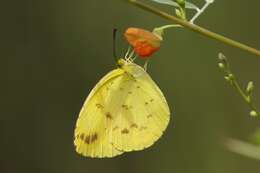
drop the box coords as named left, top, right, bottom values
left=190, top=1, right=212, bottom=24
left=126, top=0, right=260, bottom=57
left=218, top=53, right=260, bottom=117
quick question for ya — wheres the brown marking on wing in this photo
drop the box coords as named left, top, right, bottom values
left=121, top=128, right=129, bottom=134
left=84, top=136, right=90, bottom=144
left=147, top=114, right=153, bottom=118
left=80, top=133, right=85, bottom=140
left=130, top=123, right=138, bottom=128
left=96, top=103, right=104, bottom=109
left=122, top=104, right=130, bottom=110
left=84, top=133, right=98, bottom=144
left=105, top=112, right=113, bottom=120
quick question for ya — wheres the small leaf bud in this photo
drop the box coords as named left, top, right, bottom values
left=177, top=0, right=185, bottom=6
left=224, top=76, right=231, bottom=82
left=218, top=63, right=225, bottom=70
left=175, top=9, right=182, bottom=18
left=218, top=53, right=227, bottom=63
left=250, top=110, right=258, bottom=117
left=246, top=81, right=254, bottom=95
left=228, top=74, right=234, bottom=80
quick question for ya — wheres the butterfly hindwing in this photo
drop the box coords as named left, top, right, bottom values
left=109, top=65, right=170, bottom=152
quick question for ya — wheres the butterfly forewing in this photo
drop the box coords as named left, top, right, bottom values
left=74, top=69, right=125, bottom=158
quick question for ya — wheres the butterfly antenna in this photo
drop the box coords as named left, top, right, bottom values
left=113, top=28, right=118, bottom=63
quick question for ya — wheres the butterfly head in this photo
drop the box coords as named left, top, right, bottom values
left=117, top=58, right=127, bottom=67
left=117, top=58, right=146, bottom=78
left=117, top=58, right=136, bottom=68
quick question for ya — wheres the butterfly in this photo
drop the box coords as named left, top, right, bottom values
left=74, top=36, right=170, bottom=158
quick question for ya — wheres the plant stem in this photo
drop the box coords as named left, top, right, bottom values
left=231, top=77, right=259, bottom=116
left=156, top=24, right=182, bottom=30
left=218, top=53, right=260, bottom=117
left=126, top=0, right=260, bottom=57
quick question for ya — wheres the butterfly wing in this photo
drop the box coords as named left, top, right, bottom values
left=74, top=68, right=126, bottom=158
left=109, top=64, right=170, bottom=152
left=74, top=62, right=170, bottom=158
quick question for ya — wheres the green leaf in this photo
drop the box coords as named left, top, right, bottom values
left=185, top=2, right=200, bottom=11
left=149, top=0, right=199, bottom=11
left=149, top=0, right=179, bottom=6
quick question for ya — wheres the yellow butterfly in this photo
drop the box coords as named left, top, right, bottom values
left=74, top=57, right=170, bottom=158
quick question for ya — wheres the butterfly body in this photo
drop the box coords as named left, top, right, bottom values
left=74, top=59, right=170, bottom=158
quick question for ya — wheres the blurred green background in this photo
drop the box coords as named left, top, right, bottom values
left=3, top=0, right=260, bottom=172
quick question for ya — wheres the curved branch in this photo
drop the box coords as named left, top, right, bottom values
left=126, top=0, right=260, bottom=57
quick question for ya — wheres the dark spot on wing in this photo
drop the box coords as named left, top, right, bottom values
left=147, top=114, right=152, bottom=118
left=84, top=133, right=98, bottom=144
left=145, top=102, right=149, bottom=105
left=136, top=86, right=140, bottom=89
left=84, top=136, right=90, bottom=144
left=128, top=91, right=132, bottom=94
left=105, top=112, right=113, bottom=119
left=122, top=104, right=131, bottom=110
left=130, top=123, right=138, bottom=128
left=96, top=103, right=104, bottom=109
left=121, top=128, right=129, bottom=134
left=150, top=99, right=154, bottom=102
left=92, top=133, right=98, bottom=142
left=80, top=133, right=85, bottom=140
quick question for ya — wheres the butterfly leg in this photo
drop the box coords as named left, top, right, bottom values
left=125, top=46, right=137, bottom=63
left=144, top=59, right=150, bottom=71
left=131, top=55, right=137, bottom=62
left=124, top=46, right=131, bottom=59
left=126, top=51, right=135, bottom=63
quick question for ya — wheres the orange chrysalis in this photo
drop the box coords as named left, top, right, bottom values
left=124, top=27, right=162, bottom=58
